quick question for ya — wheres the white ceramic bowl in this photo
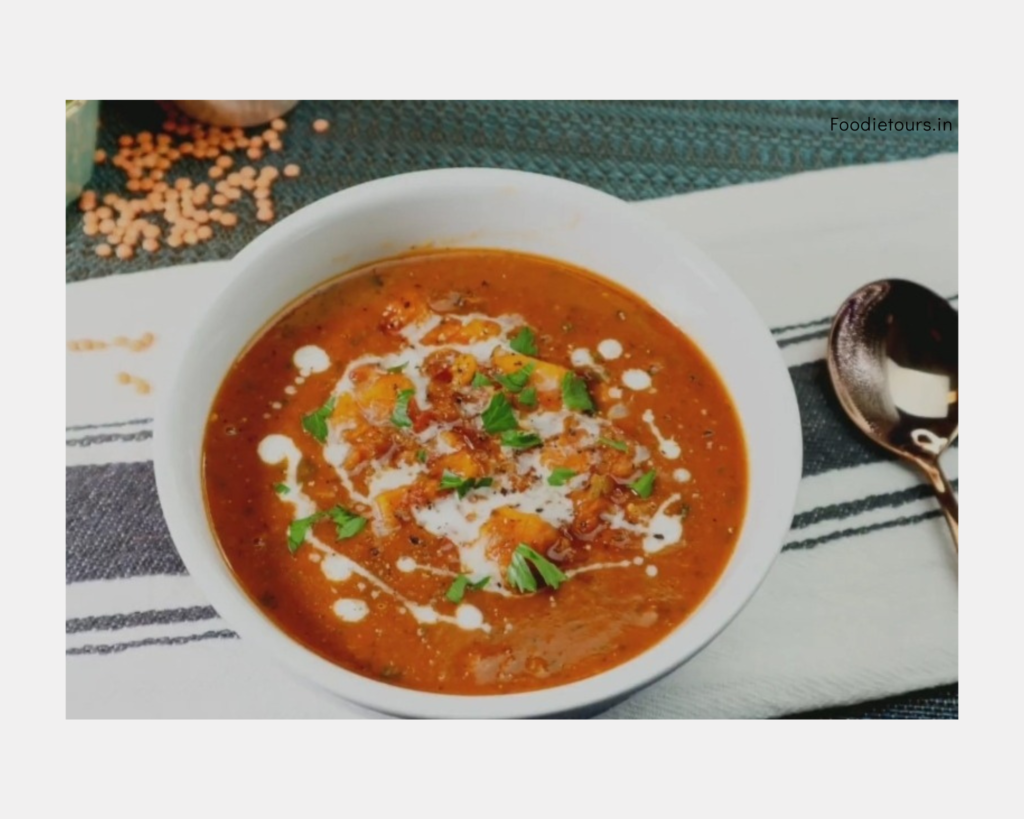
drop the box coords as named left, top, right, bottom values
left=155, top=168, right=802, bottom=718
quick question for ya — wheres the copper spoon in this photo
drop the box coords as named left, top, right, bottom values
left=827, top=280, right=958, bottom=550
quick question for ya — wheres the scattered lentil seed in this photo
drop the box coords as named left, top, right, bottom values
left=313, top=119, right=329, bottom=133
left=284, top=163, right=300, bottom=177
left=79, top=106, right=305, bottom=259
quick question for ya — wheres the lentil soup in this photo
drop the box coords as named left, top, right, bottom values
left=203, top=249, right=747, bottom=694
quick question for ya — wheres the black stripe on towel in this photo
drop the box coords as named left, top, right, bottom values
left=66, top=417, right=153, bottom=432
left=66, top=605, right=219, bottom=635
left=784, top=509, right=943, bottom=552
left=66, top=629, right=238, bottom=656
left=67, top=429, right=153, bottom=447
left=791, top=479, right=957, bottom=531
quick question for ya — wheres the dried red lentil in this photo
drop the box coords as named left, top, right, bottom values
left=77, top=106, right=308, bottom=260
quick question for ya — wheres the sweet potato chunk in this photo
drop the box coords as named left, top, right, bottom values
left=353, top=373, right=415, bottom=424
left=449, top=353, right=478, bottom=387
left=492, top=350, right=567, bottom=392
left=436, top=450, right=484, bottom=479
left=482, top=507, right=559, bottom=569
left=380, top=293, right=428, bottom=334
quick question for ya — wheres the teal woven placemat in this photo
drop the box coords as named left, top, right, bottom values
left=64, top=100, right=958, bottom=718
left=66, top=100, right=957, bottom=283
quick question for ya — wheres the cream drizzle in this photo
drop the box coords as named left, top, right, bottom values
left=571, top=347, right=596, bottom=368
left=623, top=369, right=652, bottom=391
left=333, top=599, right=369, bottom=622
left=642, top=409, right=681, bottom=459
left=293, top=345, right=330, bottom=375
left=602, top=493, right=684, bottom=554
left=597, top=339, right=623, bottom=360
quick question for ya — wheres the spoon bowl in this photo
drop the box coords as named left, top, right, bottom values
left=827, top=279, right=958, bottom=549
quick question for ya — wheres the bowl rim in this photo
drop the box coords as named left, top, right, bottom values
left=154, top=167, right=802, bottom=719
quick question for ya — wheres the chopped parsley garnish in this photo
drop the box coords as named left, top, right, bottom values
left=494, top=362, right=535, bottom=394
left=287, top=506, right=366, bottom=554
left=470, top=372, right=493, bottom=388
left=518, top=386, right=538, bottom=408
left=481, top=392, right=518, bottom=434
left=445, top=574, right=490, bottom=603
left=327, top=505, right=367, bottom=539
left=301, top=395, right=336, bottom=444
left=598, top=436, right=629, bottom=452
left=416, top=449, right=428, bottom=463
left=629, top=470, right=657, bottom=499
left=273, top=483, right=290, bottom=495
left=385, top=362, right=408, bottom=373
left=561, top=371, right=595, bottom=413
left=500, top=430, right=542, bottom=449
left=509, top=327, right=538, bottom=356
left=439, top=471, right=494, bottom=498
left=391, top=389, right=415, bottom=428
left=547, top=468, right=577, bottom=487
left=506, top=544, right=568, bottom=593
left=287, top=511, right=326, bottom=554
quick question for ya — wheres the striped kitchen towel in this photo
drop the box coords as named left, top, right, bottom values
left=66, top=154, right=958, bottom=718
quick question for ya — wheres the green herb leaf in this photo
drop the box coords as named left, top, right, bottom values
left=416, top=449, right=428, bottom=463
left=301, top=396, right=336, bottom=444
left=287, top=506, right=366, bottom=553
left=385, top=362, right=407, bottom=373
left=391, top=389, right=415, bottom=428
left=494, top=362, right=535, bottom=394
left=287, top=511, right=326, bottom=554
left=547, top=468, right=577, bottom=487
left=506, top=544, right=568, bottom=593
left=518, top=544, right=568, bottom=589
left=481, top=392, right=518, bottom=434
left=440, top=471, right=494, bottom=498
left=500, top=430, right=542, bottom=449
left=518, top=386, right=538, bottom=408
left=509, top=327, right=538, bottom=356
left=445, top=574, right=490, bottom=604
left=273, top=483, right=290, bottom=495
left=326, top=505, right=367, bottom=539
left=506, top=550, right=537, bottom=593
left=629, top=470, right=657, bottom=499
left=598, top=436, right=629, bottom=452
left=470, top=372, right=493, bottom=388
left=561, top=371, right=595, bottom=413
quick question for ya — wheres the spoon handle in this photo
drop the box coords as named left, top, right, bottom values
left=919, top=458, right=958, bottom=551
